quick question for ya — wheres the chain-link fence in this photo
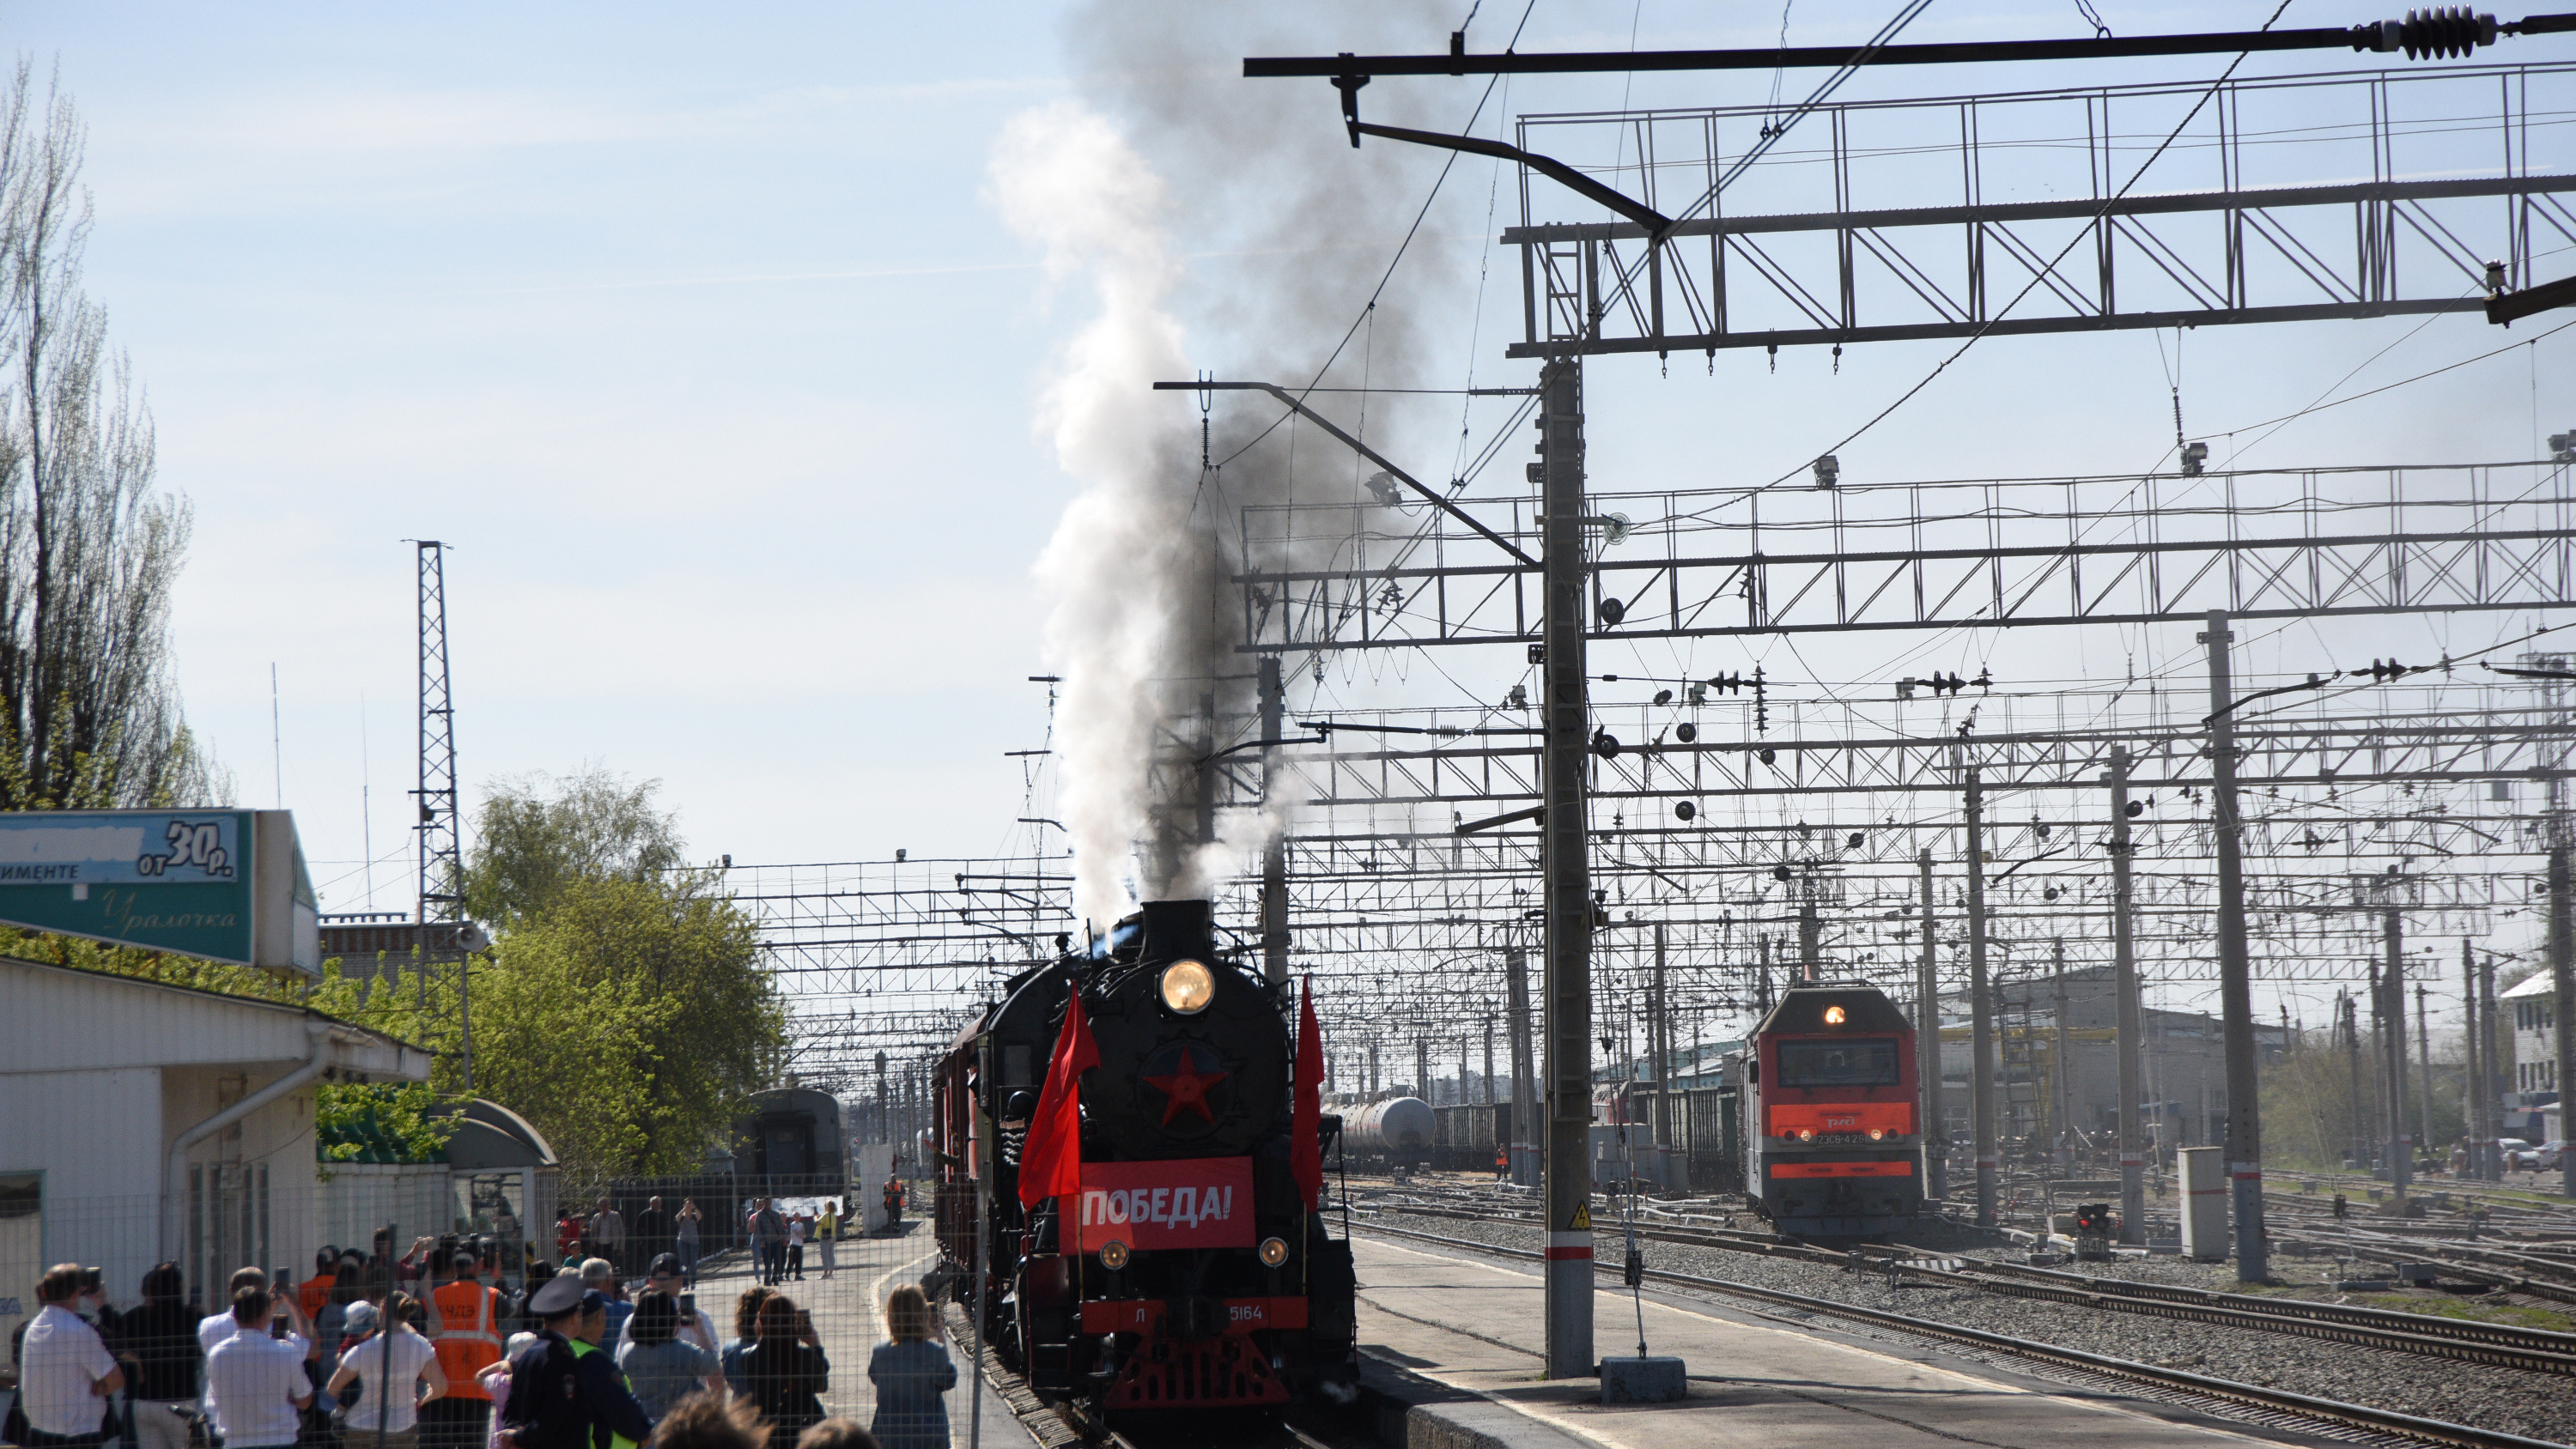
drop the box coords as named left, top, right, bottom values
left=3, top=1165, right=982, bottom=1449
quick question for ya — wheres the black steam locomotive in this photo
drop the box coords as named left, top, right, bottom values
left=932, top=900, right=1357, bottom=1410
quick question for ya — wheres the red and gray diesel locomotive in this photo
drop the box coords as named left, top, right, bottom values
left=1743, top=981, right=1926, bottom=1237
left=932, top=900, right=1357, bottom=1411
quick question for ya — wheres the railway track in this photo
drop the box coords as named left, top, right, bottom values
left=1352, top=1218, right=2571, bottom=1449
left=1355, top=1201, right=2576, bottom=1375
left=1051, top=1397, right=1346, bottom=1449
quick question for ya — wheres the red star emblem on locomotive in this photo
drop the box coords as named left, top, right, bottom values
left=1143, top=1045, right=1230, bottom=1125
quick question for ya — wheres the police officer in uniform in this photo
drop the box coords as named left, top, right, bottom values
left=497, top=1276, right=649, bottom=1449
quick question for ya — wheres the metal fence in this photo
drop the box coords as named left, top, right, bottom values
left=3, top=1167, right=977, bottom=1449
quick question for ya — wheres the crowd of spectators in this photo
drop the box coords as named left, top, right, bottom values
left=6, top=1211, right=948, bottom=1449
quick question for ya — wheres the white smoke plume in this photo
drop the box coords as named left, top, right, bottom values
left=991, top=101, right=1204, bottom=934
left=996, top=8, right=1467, bottom=935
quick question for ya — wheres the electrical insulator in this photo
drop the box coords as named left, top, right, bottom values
left=2363, top=6, right=2497, bottom=59
left=1753, top=666, right=1769, bottom=733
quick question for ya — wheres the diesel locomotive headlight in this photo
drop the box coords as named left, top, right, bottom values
left=1259, top=1237, right=1290, bottom=1268
left=1099, top=1240, right=1131, bottom=1270
left=1159, top=959, right=1216, bottom=1014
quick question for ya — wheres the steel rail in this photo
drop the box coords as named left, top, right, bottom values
left=1352, top=1218, right=2571, bottom=1449
left=1360, top=1203, right=2576, bottom=1372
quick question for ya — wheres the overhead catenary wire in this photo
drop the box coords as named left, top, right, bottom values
left=1765, top=0, right=2302, bottom=488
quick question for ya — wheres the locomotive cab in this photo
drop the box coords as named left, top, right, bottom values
left=1746, top=982, right=1924, bottom=1238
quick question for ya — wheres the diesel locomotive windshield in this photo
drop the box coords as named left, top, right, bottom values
left=1776, top=1038, right=1900, bottom=1088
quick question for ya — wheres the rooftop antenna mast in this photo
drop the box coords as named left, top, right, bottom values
left=412, top=540, right=471, bottom=1092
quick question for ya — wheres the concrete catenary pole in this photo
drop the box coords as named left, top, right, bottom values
left=1653, top=924, right=1671, bottom=1151
left=2052, top=942, right=2074, bottom=1167
left=2343, top=992, right=2368, bottom=1167
left=1917, top=848, right=1947, bottom=1203
left=2480, top=952, right=2503, bottom=1180
left=2552, top=841, right=2575, bottom=1198
left=1966, top=766, right=1997, bottom=1227
left=2415, top=983, right=2436, bottom=1172
left=1798, top=875, right=1821, bottom=981
left=1506, top=947, right=1536, bottom=1184
left=2461, top=941, right=2483, bottom=1179
left=1537, top=356, right=1595, bottom=1378
left=2200, top=609, right=2266, bottom=1282
left=1485, top=1015, right=1497, bottom=1107
left=2384, top=911, right=2411, bottom=1196
left=2110, top=746, right=2145, bottom=1242
left=1258, top=656, right=1290, bottom=986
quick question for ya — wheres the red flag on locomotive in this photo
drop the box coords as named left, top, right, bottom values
left=1018, top=987, right=1099, bottom=1210
left=1290, top=974, right=1324, bottom=1207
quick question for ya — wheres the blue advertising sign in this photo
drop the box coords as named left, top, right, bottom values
left=0, top=812, right=243, bottom=885
left=0, top=810, right=317, bottom=973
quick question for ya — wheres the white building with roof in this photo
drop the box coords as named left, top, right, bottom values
left=2504, top=971, right=2561, bottom=1096
left=0, top=953, right=429, bottom=1335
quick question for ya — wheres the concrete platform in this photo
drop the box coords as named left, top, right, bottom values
left=1346, top=1231, right=2334, bottom=1449
left=686, top=1228, right=1036, bottom=1449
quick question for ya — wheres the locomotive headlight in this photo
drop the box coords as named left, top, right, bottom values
left=1823, top=1004, right=1847, bottom=1026
left=1099, top=1240, right=1131, bottom=1270
left=1796, top=1129, right=1814, bottom=1143
left=1867, top=1128, right=1886, bottom=1141
left=1160, top=959, right=1217, bottom=1015
left=1259, top=1237, right=1290, bottom=1268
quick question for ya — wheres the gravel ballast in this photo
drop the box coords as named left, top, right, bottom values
left=1358, top=1203, right=2576, bottom=1445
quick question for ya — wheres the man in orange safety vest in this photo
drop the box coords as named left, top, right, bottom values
left=424, top=1245, right=504, bottom=1449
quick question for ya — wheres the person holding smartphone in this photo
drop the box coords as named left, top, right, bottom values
left=736, top=1296, right=827, bottom=1449
left=641, top=1258, right=716, bottom=1355
left=203, top=1288, right=314, bottom=1449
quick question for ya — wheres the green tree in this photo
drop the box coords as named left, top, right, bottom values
left=0, top=63, right=224, bottom=809
left=472, top=876, right=784, bottom=1179
left=465, top=769, right=685, bottom=926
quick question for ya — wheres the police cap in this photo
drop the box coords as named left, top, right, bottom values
left=527, top=1272, right=586, bottom=1318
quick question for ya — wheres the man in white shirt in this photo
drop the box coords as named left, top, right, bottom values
left=197, top=1267, right=273, bottom=1356
left=194, top=1267, right=310, bottom=1425
left=203, top=1288, right=314, bottom=1449
left=19, top=1264, right=123, bottom=1448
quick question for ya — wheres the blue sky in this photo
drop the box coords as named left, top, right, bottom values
left=10, top=0, right=2569, bottom=983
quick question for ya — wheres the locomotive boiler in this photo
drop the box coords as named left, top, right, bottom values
left=932, top=900, right=1357, bottom=1411
left=1743, top=981, right=1926, bottom=1237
